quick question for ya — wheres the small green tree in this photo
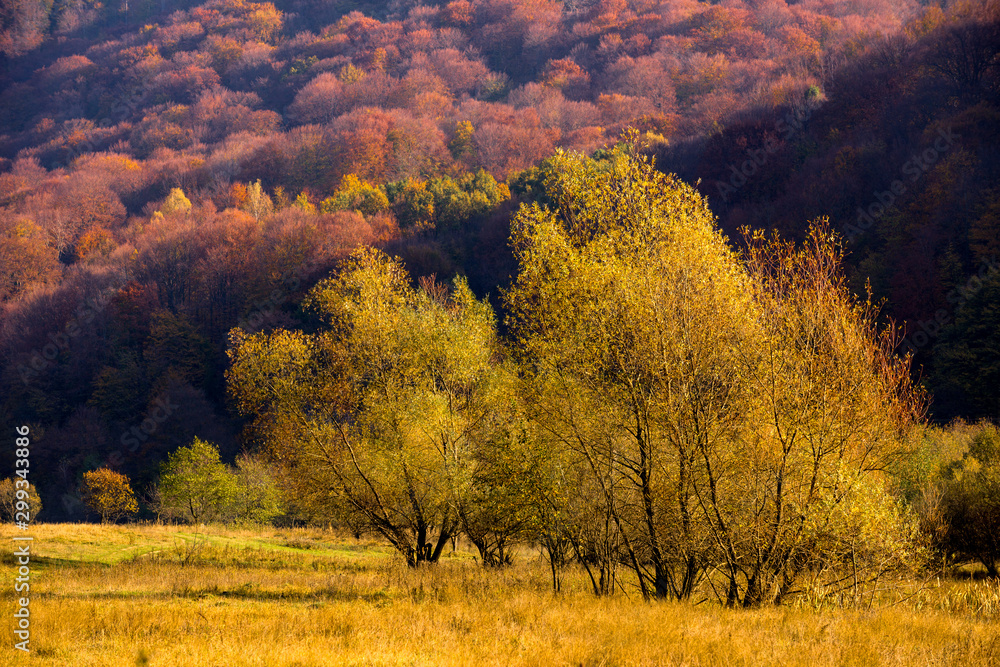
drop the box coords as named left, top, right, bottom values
left=81, top=468, right=138, bottom=523
left=448, top=120, right=474, bottom=159
left=386, top=178, right=435, bottom=228
left=234, top=454, right=283, bottom=525
left=457, top=416, right=547, bottom=567
left=0, top=478, right=42, bottom=523
left=157, top=438, right=240, bottom=524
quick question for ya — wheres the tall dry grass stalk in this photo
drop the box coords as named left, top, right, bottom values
left=2, top=523, right=998, bottom=666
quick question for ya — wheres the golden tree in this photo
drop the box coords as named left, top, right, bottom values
left=506, top=143, right=755, bottom=599
left=228, top=248, right=517, bottom=566
left=505, top=143, right=923, bottom=604
left=718, top=224, right=924, bottom=606
left=81, top=468, right=139, bottom=523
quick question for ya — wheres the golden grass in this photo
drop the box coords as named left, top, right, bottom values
left=3, top=523, right=999, bottom=666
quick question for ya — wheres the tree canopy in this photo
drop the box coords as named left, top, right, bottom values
left=504, top=146, right=923, bottom=604
left=222, top=148, right=929, bottom=607
left=228, top=247, right=519, bottom=565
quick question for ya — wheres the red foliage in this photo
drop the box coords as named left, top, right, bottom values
left=148, top=64, right=222, bottom=104
left=603, top=55, right=676, bottom=111
left=472, top=109, right=554, bottom=178
left=409, top=48, right=489, bottom=96
left=326, top=107, right=450, bottom=183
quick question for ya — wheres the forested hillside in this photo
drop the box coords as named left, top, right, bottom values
left=0, top=0, right=997, bottom=520
left=666, top=0, right=1000, bottom=422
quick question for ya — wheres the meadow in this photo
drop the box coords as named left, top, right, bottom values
left=2, top=523, right=1000, bottom=666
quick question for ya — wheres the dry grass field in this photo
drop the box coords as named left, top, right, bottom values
left=3, top=523, right=1000, bottom=666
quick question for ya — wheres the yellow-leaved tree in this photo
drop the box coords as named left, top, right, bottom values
left=505, top=142, right=923, bottom=604
left=506, top=144, right=758, bottom=599
left=228, top=248, right=536, bottom=566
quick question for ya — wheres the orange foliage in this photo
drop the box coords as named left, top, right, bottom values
left=691, top=6, right=752, bottom=55
left=75, top=227, right=117, bottom=262
left=442, top=1, right=474, bottom=27
left=541, top=59, right=591, bottom=95
left=589, top=0, right=629, bottom=32
left=472, top=109, right=554, bottom=178
left=228, top=183, right=249, bottom=210
left=0, top=216, right=60, bottom=301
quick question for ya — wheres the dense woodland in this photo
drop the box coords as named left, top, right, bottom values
left=0, top=0, right=998, bottom=559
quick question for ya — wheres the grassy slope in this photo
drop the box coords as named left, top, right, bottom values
left=2, top=523, right=999, bottom=666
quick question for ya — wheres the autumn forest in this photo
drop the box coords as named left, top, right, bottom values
left=2, top=0, right=1000, bottom=632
